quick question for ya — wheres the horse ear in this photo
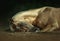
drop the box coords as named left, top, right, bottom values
left=43, top=7, right=52, bottom=12
left=38, top=7, right=52, bottom=16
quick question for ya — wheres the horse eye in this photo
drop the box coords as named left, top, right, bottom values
left=17, top=22, right=27, bottom=27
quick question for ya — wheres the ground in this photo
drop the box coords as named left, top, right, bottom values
left=0, top=26, right=60, bottom=41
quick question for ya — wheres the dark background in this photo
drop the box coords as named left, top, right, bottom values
left=0, top=0, right=60, bottom=26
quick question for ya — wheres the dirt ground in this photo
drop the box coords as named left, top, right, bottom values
left=0, top=26, right=60, bottom=41
left=0, top=32, right=60, bottom=41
